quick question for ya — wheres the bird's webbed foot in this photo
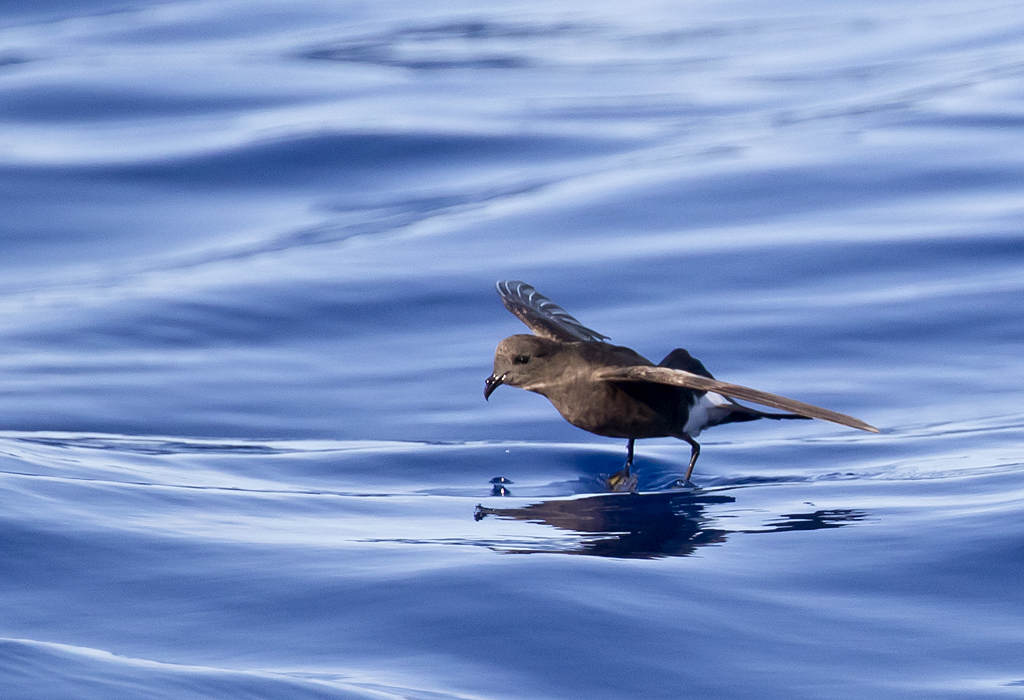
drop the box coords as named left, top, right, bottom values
left=605, top=465, right=638, bottom=492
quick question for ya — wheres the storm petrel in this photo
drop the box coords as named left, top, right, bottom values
left=484, top=280, right=878, bottom=488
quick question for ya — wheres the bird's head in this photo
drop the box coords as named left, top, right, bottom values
left=485, top=334, right=561, bottom=400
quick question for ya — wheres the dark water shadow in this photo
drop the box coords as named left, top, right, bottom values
left=10, top=434, right=286, bottom=455
left=475, top=490, right=865, bottom=559
left=297, top=20, right=587, bottom=71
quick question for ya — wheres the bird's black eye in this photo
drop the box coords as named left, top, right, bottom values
left=514, top=354, right=530, bottom=365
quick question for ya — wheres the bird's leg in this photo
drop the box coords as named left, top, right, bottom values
left=682, top=435, right=701, bottom=483
left=606, top=438, right=638, bottom=492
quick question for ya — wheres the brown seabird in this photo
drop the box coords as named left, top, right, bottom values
left=484, top=280, right=878, bottom=489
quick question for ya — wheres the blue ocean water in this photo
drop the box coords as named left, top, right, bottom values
left=1, top=0, right=1024, bottom=698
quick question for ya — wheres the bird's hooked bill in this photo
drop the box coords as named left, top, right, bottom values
left=484, top=373, right=505, bottom=400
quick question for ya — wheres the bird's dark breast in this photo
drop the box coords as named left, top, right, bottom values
left=550, top=378, right=696, bottom=439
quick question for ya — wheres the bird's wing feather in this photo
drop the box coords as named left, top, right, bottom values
left=496, top=280, right=609, bottom=343
left=596, top=365, right=879, bottom=433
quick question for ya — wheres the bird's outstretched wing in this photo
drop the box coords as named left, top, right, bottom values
left=596, top=365, right=879, bottom=433
left=496, top=280, right=609, bottom=343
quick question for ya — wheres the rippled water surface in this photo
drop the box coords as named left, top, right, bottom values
left=2, top=1, right=1024, bottom=698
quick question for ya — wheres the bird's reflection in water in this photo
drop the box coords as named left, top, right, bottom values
left=475, top=491, right=866, bottom=559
